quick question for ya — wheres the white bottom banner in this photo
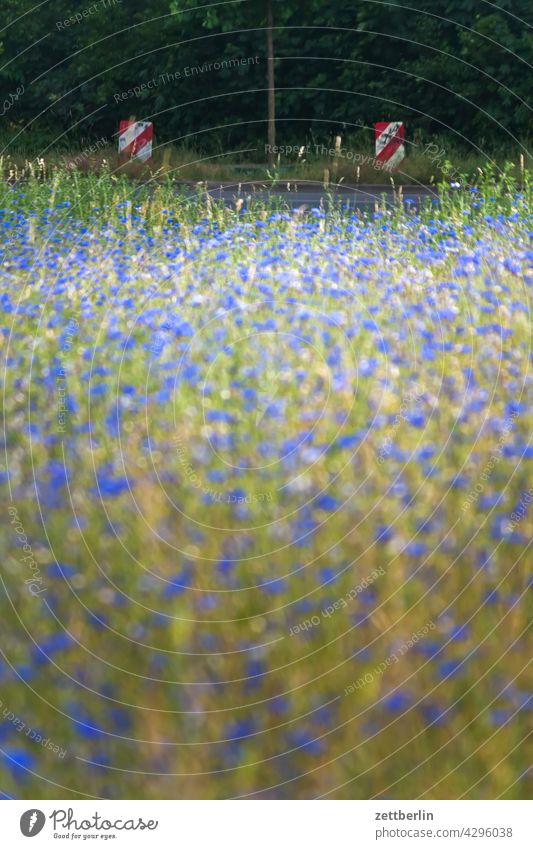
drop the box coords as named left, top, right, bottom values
left=3, top=800, right=532, bottom=847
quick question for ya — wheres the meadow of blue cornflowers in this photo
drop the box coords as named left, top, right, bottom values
left=0, top=168, right=532, bottom=799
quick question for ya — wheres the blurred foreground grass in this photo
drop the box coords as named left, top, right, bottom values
left=0, top=168, right=532, bottom=799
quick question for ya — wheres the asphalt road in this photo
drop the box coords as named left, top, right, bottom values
left=179, top=182, right=438, bottom=210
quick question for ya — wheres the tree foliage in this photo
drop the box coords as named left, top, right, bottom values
left=0, top=0, right=531, bottom=153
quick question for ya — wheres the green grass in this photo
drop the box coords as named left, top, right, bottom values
left=0, top=131, right=531, bottom=186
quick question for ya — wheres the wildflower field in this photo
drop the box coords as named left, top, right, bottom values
left=0, top=170, right=532, bottom=800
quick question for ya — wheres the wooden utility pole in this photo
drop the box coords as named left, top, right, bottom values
left=266, top=0, right=276, bottom=165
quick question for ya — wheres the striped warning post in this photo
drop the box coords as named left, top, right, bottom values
left=375, top=122, right=405, bottom=170
left=118, top=120, right=153, bottom=163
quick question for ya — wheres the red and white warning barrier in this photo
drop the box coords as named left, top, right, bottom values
left=375, top=122, right=405, bottom=170
left=118, top=120, right=153, bottom=162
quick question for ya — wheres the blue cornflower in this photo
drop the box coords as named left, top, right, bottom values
left=407, top=411, right=426, bottom=428
left=205, top=409, right=235, bottom=424
left=164, top=569, right=192, bottom=597
left=33, top=632, right=74, bottom=664
left=375, top=524, right=393, bottom=543
left=262, top=578, right=287, bottom=595
left=69, top=705, right=106, bottom=740
left=420, top=703, right=449, bottom=724
left=331, top=433, right=361, bottom=451
left=225, top=718, right=256, bottom=741
left=287, top=728, right=323, bottom=755
left=383, top=691, right=412, bottom=712
left=318, top=567, right=338, bottom=585
left=1, top=748, right=35, bottom=780
left=314, top=494, right=340, bottom=511
left=439, top=658, right=464, bottom=679
left=270, top=696, right=290, bottom=714
left=245, top=659, right=266, bottom=689
left=94, top=470, right=130, bottom=497
left=449, top=624, right=470, bottom=642
left=406, top=541, right=428, bottom=557
left=46, top=562, right=77, bottom=578
left=490, top=709, right=511, bottom=726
